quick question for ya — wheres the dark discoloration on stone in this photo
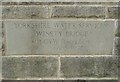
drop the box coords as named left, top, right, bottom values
left=114, top=37, right=120, bottom=55
left=51, top=6, right=106, bottom=18
left=61, top=57, right=118, bottom=78
left=107, top=7, right=118, bottom=19
left=1, top=2, right=118, bottom=5
left=1, top=80, right=118, bottom=82
left=61, top=57, right=95, bottom=77
left=2, top=57, right=58, bottom=79
left=2, top=5, right=50, bottom=19
left=116, top=20, right=120, bottom=37
left=2, top=5, right=107, bottom=19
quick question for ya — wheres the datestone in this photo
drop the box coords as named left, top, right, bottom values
left=4, top=19, right=115, bottom=55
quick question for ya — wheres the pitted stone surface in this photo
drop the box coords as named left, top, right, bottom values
left=2, top=56, right=58, bottom=78
left=52, top=6, right=106, bottom=18
left=0, top=21, right=2, bottom=50
left=2, top=5, right=50, bottom=19
left=61, top=57, right=118, bottom=78
left=1, top=0, right=119, bottom=2
left=1, top=1, right=119, bottom=81
left=108, top=7, right=118, bottom=19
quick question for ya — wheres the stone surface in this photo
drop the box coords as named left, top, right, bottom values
left=4, top=20, right=115, bottom=55
left=0, top=21, right=2, bottom=82
left=2, top=5, right=50, bottom=19
left=1, top=1, right=119, bottom=81
left=85, top=80, right=118, bottom=82
left=61, top=57, right=118, bottom=78
left=0, top=21, right=2, bottom=50
left=114, top=37, right=120, bottom=55
left=2, top=56, right=58, bottom=79
left=52, top=6, right=106, bottom=18
left=116, top=20, right=120, bottom=37
left=1, top=80, right=118, bottom=82
left=2, top=5, right=107, bottom=19
left=107, top=7, right=118, bottom=19
left=1, top=0, right=119, bottom=2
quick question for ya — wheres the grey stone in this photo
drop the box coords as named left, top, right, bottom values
left=51, top=6, right=106, bottom=18
left=107, top=7, right=118, bottom=19
left=2, top=80, right=42, bottom=82
left=116, top=20, right=120, bottom=37
left=94, top=57, right=118, bottom=78
left=42, top=81, right=76, bottom=82
left=0, top=21, right=2, bottom=81
left=2, top=56, right=58, bottom=79
left=1, top=80, right=118, bottom=82
left=61, top=57, right=118, bottom=78
left=86, top=80, right=117, bottom=82
left=2, top=5, right=50, bottom=19
left=0, top=6, right=2, bottom=19
left=4, top=20, right=115, bottom=55
left=0, top=21, right=2, bottom=50
left=1, top=2, right=118, bottom=5
left=114, top=37, right=120, bottom=55
left=119, top=56, right=120, bottom=82
left=61, top=57, right=95, bottom=77
left=1, top=80, right=79, bottom=82
left=1, top=0, right=119, bottom=2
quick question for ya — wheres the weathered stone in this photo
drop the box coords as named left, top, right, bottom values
left=2, top=5, right=50, bottom=19
left=86, top=80, right=117, bottom=82
left=61, top=57, right=118, bottom=78
left=1, top=2, right=118, bottom=5
left=4, top=20, right=115, bottom=55
left=114, top=37, right=120, bottom=55
left=107, top=7, right=118, bottom=19
left=116, top=20, right=120, bottom=37
left=0, top=21, right=2, bottom=50
left=1, top=0, right=119, bottom=2
left=2, top=56, right=58, bottom=79
left=1, top=80, right=118, bottom=82
left=94, top=57, right=118, bottom=78
left=2, top=81, right=40, bottom=82
left=51, top=6, right=106, bottom=18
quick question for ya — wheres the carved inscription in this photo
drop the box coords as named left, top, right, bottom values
left=5, top=20, right=115, bottom=55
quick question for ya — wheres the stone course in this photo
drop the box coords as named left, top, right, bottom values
left=0, top=1, right=119, bottom=81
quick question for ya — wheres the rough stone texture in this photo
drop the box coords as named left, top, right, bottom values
left=85, top=80, right=118, bottom=82
left=2, top=57, right=58, bottom=79
left=1, top=0, right=119, bottom=2
left=51, top=6, right=106, bottom=18
left=0, top=22, right=2, bottom=82
left=0, top=21, right=2, bottom=82
left=117, top=37, right=120, bottom=82
left=116, top=20, right=120, bottom=37
left=107, top=7, right=118, bottom=19
left=115, top=22, right=119, bottom=37
left=1, top=80, right=118, bottom=82
left=0, top=29, right=1, bottom=50
left=1, top=1, right=119, bottom=81
left=4, top=20, right=115, bottom=55
left=1, top=2, right=118, bottom=5
left=2, top=5, right=50, bottom=19
left=114, top=37, right=120, bottom=55
left=61, top=57, right=118, bottom=78
left=2, top=5, right=107, bottom=19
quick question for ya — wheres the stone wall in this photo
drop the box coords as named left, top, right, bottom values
left=0, top=1, right=119, bottom=82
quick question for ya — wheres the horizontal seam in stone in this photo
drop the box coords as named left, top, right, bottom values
left=2, top=19, right=116, bottom=21
left=2, top=55, right=115, bottom=57
left=1, top=77, right=118, bottom=80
